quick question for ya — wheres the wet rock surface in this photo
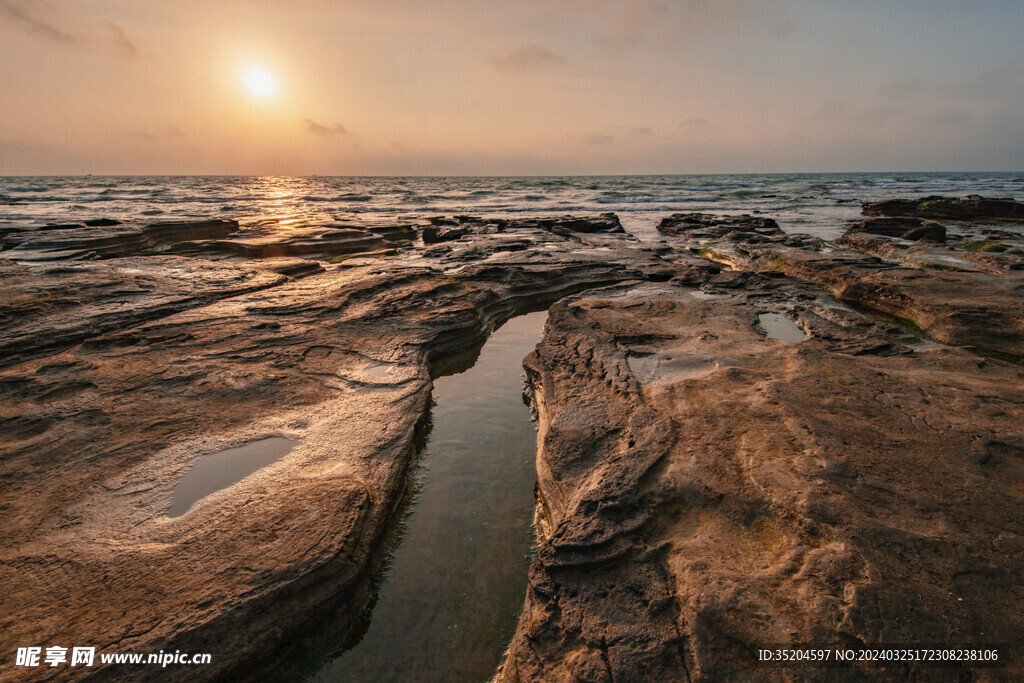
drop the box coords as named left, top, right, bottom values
left=846, top=217, right=947, bottom=243
left=1, top=203, right=1022, bottom=681
left=863, top=195, right=1024, bottom=222
left=1, top=219, right=241, bottom=261
left=0, top=217, right=417, bottom=263
left=657, top=215, right=1024, bottom=361
left=658, top=212, right=782, bottom=240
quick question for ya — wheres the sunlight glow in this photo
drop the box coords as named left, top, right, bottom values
left=243, top=67, right=276, bottom=98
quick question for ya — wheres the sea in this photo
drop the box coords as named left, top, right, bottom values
left=2, top=172, right=1022, bottom=241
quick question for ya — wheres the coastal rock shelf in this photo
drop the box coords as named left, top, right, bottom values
left=0, top=217, right=417, bottom=263
left=863, top=194, right=1024, bottom=222
left=656, top=211, right=1024, bottom=362
left=500, top=278, right=1023, bottom=681
left=1, top=201, right=1021, bottom=680
left=0, top=213, right=664, bottom=681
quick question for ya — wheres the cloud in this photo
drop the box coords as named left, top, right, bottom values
left=303, top=118, right=349, bottom=136
left=601, top=0, right=751, bottom=47
left=128, top=126, right=184, bottom=142
left=1, top=1, right=144, bottom=58
left=679, top=117, right=713, bottom=135
left=583, top=133, right=615, bottom=145
left=106, top=22, right=139, bottom=58
left=0, top=0, right=76, bottom=43
left=486, top=44, right=566, bottom=72
left=565, top=132, right=617, bottom=147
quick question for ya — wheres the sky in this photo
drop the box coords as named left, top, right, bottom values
left=0, top=0, right=1022, bottom=175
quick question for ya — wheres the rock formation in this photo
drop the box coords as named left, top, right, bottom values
left=501, top=277, right=1023, bottom=680
left=862, top=195, right=1024, bottom=222
left=1, top=204, right=1021, bottom=680
left=0, top=214, right=663, bottom=681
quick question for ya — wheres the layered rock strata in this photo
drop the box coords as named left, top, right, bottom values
left=0, top=214, right=662, bottom=681
left=2, top=204, right=1022, bottom=681
left=863, top=195, right=1024, bottom=222
left=655, top=213, right=1024, bottom=361
left=501, top=276, right=1023, bottom=681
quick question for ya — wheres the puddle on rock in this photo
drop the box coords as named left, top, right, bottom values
left=688, top=289, right=723, bottom=301
left=363, top=362, right=393, bottom=378
left=627, top=354, right=719, bottom=385
left=758, top=312, right=808, bottom=342
left=312, top=311, right=545, bottom=683
left=168, top=437, right=296, bottom=518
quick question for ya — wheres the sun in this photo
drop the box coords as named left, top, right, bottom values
left=243, top=66, right=276, bottom=98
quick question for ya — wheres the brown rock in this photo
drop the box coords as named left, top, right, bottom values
left=863, top=195, right=1024, bottom=222
left=659, top=213, right=1024, bottom=361
left=501, top=280, right=1024, bottom=681
left=846, top=217, right=947, bottom=243
left=2, top=206, right=1022, bottom=681
left=0, top=213, right=668, bottom=681
left=658, top=212, right=781, bottom=240
left=1, top=219, right=241, bottom=261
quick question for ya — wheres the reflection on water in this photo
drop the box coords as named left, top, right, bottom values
left=168, top=437, right=296, bottom=518
left=758, top=312, right=808, bottom=342
left=363, top=362, right=394, bottom=378
left=313, top=312, right=546, bottom=683
left=6, top=173, right=1022, bottom=242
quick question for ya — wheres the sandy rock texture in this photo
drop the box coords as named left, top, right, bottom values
left=654, top=213, right=1024, bottom=362
left=2, top=202, right=1022, bottom=681
left=500, top=208, right=1023, bottom=681
left=501, top=276, right=1023, bottom=681
left=0, top=214, right=663, bottom=681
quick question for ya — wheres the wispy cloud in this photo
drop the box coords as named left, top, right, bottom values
left=486, top=44, right=566, bottom=72
left=583, top=133, right=615, bottom=145
left=679, top=117, right=713, bottom=135
left=303, top=119, right=349, bottom=135
left=0, top=0, right=76, bottom=43
left=1, top=1, right=144, bottom=58
left=106, top=22, right=139, bottom=58
left=600, top=0, right=751, bottom=47
left=128, top=126, right=184, bottom=142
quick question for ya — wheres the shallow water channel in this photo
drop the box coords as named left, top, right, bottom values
left=313, top=311, right=547, bottom=682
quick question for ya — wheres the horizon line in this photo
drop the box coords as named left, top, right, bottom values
left=1, top=170, right=1021, bottom=179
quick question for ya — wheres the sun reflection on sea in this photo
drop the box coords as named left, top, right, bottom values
left=241, top=176, right=324, bottom=231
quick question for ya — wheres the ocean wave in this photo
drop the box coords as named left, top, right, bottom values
left=4, top=173, right=1018, bottom=236
left=595, top=196, right=720, bottom=204
left=15, top=195, right=74, bottom=202
left=5, top=186, right=51, bottom=193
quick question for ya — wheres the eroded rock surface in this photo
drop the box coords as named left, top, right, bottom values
left=863, top=195, right=1024, bottom=222
left=846, top=217, right=947, bottom=243
left=657, top=215, right=1024, bottom=361
left=2, top=204, right=1022, bottom=681
left=0, top=219, right=241, bottom=261
left=501, top=278, right=1024, bottom=681
left=0, top=214, right=667, bottom=681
